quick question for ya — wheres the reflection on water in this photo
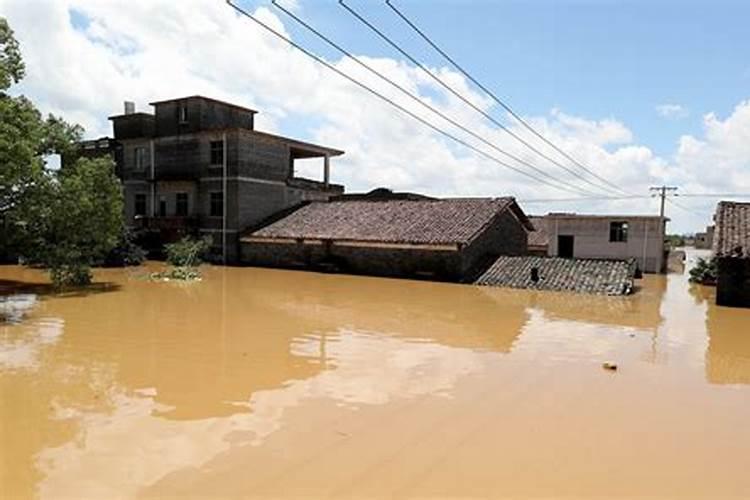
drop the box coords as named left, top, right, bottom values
left=1, top=256, right=750, bottom=499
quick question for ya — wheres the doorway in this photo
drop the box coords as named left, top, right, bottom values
left=558, top=235, right=575, bottom=258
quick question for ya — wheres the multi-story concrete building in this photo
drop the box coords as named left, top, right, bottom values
left=107, top=96, right=344, bottom=262
left=540, top=213, right=668, bottom=273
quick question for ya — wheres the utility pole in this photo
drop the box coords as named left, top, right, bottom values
left=650, top=186, right=678, bottom=219
left=650, top=186, right=678, bottom=273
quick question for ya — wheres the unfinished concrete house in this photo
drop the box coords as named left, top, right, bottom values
left=541, top=213, right=668, bottom=273
left=106, top=96, right=344, bottom=261
left=240, top=198, right=532, bottom=281
left=713, top=201, right=750, bottom=308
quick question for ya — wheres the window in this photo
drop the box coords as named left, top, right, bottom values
left=609, top=221, right=628, bottom=242
left=134, top=194, right=147, bottom=217
left=134, top=146, right=149, bottom=170
left=179, top=103, right=188, bottom=123
left=210, top=140, right=224, bottom=166
left=158, top=196, right=167, bottom=217
left=210, top=192, right=223, bottom=217
left=175, top=192, right=189, bottom=216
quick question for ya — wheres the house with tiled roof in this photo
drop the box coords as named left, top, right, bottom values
left=527, top=216, right=549, bottom=256
left=712, top=201, right=750, bottom=307
left=240, top=197, right=533, bottom=281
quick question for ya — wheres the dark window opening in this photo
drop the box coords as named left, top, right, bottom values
left=609, top=221, right=629, bottom=242
left=176, top=193, right=189, bottom=216
left=210, top=140, right=224, bottom=166
left=134, top=194, right=147, bottom=217
left=210, top=192, right=223, bottom=217
left=158, top=197, right=167, bottom=217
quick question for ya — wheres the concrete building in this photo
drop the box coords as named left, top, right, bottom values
left=695, top=225, right=715, bottom=249
left=240, top=198, right=532, bottom=282
left=542, top=213, right=668, bottom=273
left=105, top=96, right=344, bottom=261
left=712, top=201, right=750, bottom=308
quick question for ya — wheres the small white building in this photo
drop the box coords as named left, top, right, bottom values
left=542, top=213, right=668, bottom=273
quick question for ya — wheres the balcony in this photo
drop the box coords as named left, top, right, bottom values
left=134, top=216, right=199, bottom=231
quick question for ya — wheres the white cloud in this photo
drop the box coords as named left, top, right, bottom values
left=1, top=0, right=748, bottom=232
left=656, top=103, right=689, bottom=120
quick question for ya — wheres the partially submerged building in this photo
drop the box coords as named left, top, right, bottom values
left=540, top=213, right=668, bottom=273
left=475, top=256, right=636, bottom=296
left=712, top=201, right=750, bottom=308
left=100, top=96, right=344, bottom=261
left=241, top=198, right=533, bottom=282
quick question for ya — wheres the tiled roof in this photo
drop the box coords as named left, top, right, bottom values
left=527, top=216, right=549, bottom=248
left=246, top=198, right=529, bottom=246
left=475, top=256, right=636, bottom=296
left=713, top=201, right=750, bottom=258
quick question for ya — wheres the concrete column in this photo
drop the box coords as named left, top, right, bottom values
left=324, top=154, right=330, bottom=188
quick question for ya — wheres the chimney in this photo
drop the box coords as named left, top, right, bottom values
left=124, top=101, right=135, bottom=115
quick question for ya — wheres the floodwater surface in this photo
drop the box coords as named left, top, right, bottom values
left=2, top=249, right=750, bottom=499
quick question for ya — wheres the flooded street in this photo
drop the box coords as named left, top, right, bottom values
left=2, top=250, right=750, bottom=499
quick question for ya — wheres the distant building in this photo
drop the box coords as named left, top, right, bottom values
left=97, top=96, right=344, bottom=261
left=712, top=201, right=750, bottom=308
left=540, top=213, right=668, bottom=273
left=240, top=198, right=532, bottom=282
left=695, top=225, right=715, bottom=249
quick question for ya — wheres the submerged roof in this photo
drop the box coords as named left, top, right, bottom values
left=713, top=201, right=750, bottom=257
left=476, top=256, right=636, bottom=296
left=244, top=198, right=531, bottom=246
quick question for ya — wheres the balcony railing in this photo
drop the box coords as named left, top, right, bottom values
left=134, top=216, right=199, bottom=231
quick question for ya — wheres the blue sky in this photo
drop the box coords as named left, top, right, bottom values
left=263, top=0, right=750, bottom=157
left=3, top=0, right=750, bottom=232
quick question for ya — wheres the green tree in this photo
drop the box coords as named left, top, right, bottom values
left=1, top=16, right=124, bottom=286
left=16, top=157, right=124, bottom=287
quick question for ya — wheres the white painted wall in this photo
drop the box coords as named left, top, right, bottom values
left=546, top=217, right=666, bottom=273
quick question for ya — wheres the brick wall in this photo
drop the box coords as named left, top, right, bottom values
left=460, top=210, right=529, bottom=277
left=717, top=257, right=750, bottom=308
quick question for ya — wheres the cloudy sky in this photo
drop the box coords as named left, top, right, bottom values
left=2, top=0, right=749, bottom=233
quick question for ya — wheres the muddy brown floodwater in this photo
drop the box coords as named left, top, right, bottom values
left=2, top=249, right=750, bottom=499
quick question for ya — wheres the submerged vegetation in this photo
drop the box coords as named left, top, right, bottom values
left=689, top=257, right=718, bottom=285
left=150, top=236, right=212, bottom=282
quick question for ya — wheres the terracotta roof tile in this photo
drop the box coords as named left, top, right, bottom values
left=527, top=216, right=549, bottom=248
left=475, top=256, right=636, bottom=295
left=713, top=201, right=750, bottom=258
left=248, top=198, right=524, bottom=246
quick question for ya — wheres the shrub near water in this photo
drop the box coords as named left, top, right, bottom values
left=689, top=257, right=718, bottom=285
left=152, top=236, right=212, bottom=281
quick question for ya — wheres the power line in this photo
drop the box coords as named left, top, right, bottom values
left=338, top=0, right=626, bottom=197
left=666, top=197, right=706, bottom=218
left=384, top=0, right=630, bottom=196
left=677, top=193, right=750, bottom=198
left=224, top=1, right=600, bottom=196
left=270, top=0, right=599, bottom=197
left=519, top=195, right=649, bottom=203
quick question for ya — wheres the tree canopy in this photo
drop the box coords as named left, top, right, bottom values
left=1, top=16, right=124, bottom=287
